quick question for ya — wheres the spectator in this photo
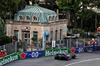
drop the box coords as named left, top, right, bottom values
left=4, top=49, right=7, bottom=56
left=46, top=45, right=49, bottom=49
left=0, top=50, right=4, bottom=58
left=63, top=46, right=66, bottom=48
left=55, top=44, right=58, bottom=49
left=36, top=43, right=40, bottom=50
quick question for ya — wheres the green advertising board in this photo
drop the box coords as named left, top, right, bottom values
left=43, top=48, right=72, bottom=56
left=0, top=52, right=22, bottom=66
left=0, top=48, right=72, bottom=66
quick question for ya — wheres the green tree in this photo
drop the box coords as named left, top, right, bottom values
left=31, top=37, right=37, bottom=42
left=0, top=17, right=5, bottom=36
left=56, top=0, right=100, bottom=28
left=56, top=0, right=82, bottom=28
left=18, top=0, right=27, bottom=10
left=45, top=0, right=58, bottom=11
left=0, top=0, right=26, bottom=19
left=0, top=35, right=11, bottom=46
left=78, top=10, right=100, bottom=32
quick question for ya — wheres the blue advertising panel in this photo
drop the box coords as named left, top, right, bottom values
left=74, top=47, right=84, bottom=53
left=24, top=50, right=44, bottom=59
left=96, top=46, right=100, bottom=50
left=74, top=45, right=100, bottom=53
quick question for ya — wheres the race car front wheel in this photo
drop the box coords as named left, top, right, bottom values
left=72, top=55, right=76, bottom=59
left=55, top=55, right=58, bottom=59
left=65, top=56, right=69, bottom=61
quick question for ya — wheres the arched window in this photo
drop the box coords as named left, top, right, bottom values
left=52, top=16, right=55, bottom=21
left=49, top=16, right=51, bottom=21
left=26, top=16, right=30, bottom=21
left=19, top=15, right=23, bottom=21
left=33, top=16, right=37, bottom=21
left=56, top=16, right=58, bottom=21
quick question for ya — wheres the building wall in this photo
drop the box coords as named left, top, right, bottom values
left=5, top=19, right=67, bottom=44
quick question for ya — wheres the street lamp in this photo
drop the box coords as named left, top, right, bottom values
left=95, top=6, right=98, bottom=33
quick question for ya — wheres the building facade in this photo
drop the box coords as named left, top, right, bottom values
left=5, top=5, right=68, bottom=44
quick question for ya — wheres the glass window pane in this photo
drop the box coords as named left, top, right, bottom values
left=14, top=30, right=18, bottom=39
left=55, top=30, right=57, bottom=41
left=60, top=29, right=62, bottom=39
left=25, top=39, right=27, bottom=42
left=26, top=16, right=30, bottom=20
left=33, top=31, right=38, bottom=42
left=25, top=34, right=27, bottom=38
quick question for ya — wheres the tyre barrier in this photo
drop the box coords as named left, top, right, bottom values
left=0, top=46, right=100, bottom=66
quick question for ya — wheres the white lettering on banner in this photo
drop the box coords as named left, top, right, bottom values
left=0, top=55, right=18, bottom=66
left=31, top=52, right=39, bottom=58
left=45, top=50, right=68, bottom=56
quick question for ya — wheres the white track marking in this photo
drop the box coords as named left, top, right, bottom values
left=65, top=58, right=100, bottom=66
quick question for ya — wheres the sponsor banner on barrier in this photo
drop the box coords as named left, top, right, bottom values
left=74, top=46, right=100, bottom=53
left=43, top=48, right=72, bottom=56
left=0, top=46, right=100, bottom=66
left=96, top=46, right=100, bottom=50
left=19, top=50, right=44, bottom=59
left=0, top=53, right=19, bottom=66
left=74, top=47, right=84, bottom=53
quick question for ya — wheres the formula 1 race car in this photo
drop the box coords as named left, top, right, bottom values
left=54, top=53, right=76, bottom=61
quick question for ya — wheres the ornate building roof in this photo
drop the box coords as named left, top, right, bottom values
left=14, top=5, right=56, bottom=22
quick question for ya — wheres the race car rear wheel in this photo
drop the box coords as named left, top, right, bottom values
left=65, top=56, right=69, bottom=61
left=55, top=56, right=58, bottom=59
left=72, top=55, right=76, bottom=59
left=55, top=54, right=58, bottom=59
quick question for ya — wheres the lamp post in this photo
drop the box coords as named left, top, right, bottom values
left=95, top=6, right=98, bottom=33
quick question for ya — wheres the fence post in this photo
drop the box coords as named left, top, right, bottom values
left=25, top=41, right=27, bottom=51
left=63, top=39, right=64, bottom=47
left=40, top=41, right=41, bottom=50
left=84, top=39, right=85, bottom=47
left=70, top=38, right=71, bottom=48
left=76, top=39, right=78, bottom=47
left=31, top=41, right=33, bottom=51
left=60, top=40, right=61, bottom=45
left=15, top=41, right=17, bottom=52
left=67, top=39, right=68, bottom=48
left=3, top=45, right=5, bottom=50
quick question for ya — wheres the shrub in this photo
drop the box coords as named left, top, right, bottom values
left=0, top=35, right=11, bottom=46
left=31, top=37, right=36, bottom=42
left=72, top=28, right=85, bottom=38
left=12, top=36, right=18, bottom=41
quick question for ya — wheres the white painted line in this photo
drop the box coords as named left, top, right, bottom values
left=65, top=58, right=100, bottom=66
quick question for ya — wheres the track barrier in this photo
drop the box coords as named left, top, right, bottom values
left=0, top=46, right=100, bottom=66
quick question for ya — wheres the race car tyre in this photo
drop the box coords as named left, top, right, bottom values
left=54, top=54, right=58, bottom=59
left=55, top=56, right=58, bottom=59
left=59, top=57, right=62, bottom=60
left=72, top=55, right=76, bottom=59
left=65, top=56, right=69, bottom=61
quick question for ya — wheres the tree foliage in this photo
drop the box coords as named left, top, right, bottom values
left=31, top=37, right=37, bottom=42
left=0, top=17, right=5, bottom=36
left=56, top=0, right=100, bottom=28
left=0, top=35, right=11, bottom=46
left=77, top=9, right=100, bottom=32
left=45, top=0, right=58, bottom=11
left=0, top=0, right=26, bottom=19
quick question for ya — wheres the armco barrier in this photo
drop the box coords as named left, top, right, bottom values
left=23, top=50, right=44, bottom=59
left=43, top=48, right=72, bottom=56
left=74, top=45, right=100, bottom=53
left=0, top=52, right=21, bottom=66
left=0, top=46, right=100, bottom=66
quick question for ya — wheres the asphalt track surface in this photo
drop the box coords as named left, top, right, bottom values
left=5, top=51, right=100, bottom=66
